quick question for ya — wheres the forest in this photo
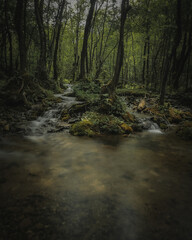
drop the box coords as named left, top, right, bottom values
left=0, top=0, right=192, bottom=137
left=0, top=0, right=192, bottom=240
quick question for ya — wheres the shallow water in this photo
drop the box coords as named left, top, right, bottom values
left=0, top=131, right=192, bottom=240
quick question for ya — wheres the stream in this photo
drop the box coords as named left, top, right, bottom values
left=0, top=86, right=192, bottom=240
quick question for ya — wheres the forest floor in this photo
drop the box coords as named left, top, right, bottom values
left=1, top=81, right=192, bottom=140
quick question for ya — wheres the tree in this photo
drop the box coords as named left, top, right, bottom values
left=79, top=0, right=96, bottom=80
left=53, top=0, right=66, bottom=84
left=107, top=0, right=131, bottom=97
left=14, top=0, right=27, bottom=74
left=34, top=0, right=48, bottom=81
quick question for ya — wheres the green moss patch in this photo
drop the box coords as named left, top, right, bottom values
left=70, top=111, right=133, bottom=137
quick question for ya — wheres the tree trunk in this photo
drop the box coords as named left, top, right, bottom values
left=159, top=0, right=182, bottom=105
left=53, top=0, right=66, bottom=84
left=142, top=41, right=147, bottom=85
left=79, top=0, right=96, bottom=80
left=14, top=0, right=27, bottom=74
left=34, top=0, right=48, bottom=81
left=107, top=0, right=131, bottom=97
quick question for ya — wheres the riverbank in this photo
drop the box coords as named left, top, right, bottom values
left=1, top=84, right=192, bottom=140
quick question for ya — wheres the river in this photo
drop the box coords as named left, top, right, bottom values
left=0, top=88, right=192, bottom=240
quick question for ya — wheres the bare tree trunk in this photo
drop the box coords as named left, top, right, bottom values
left=107, top=0, right=131, bottom=97
left=14, top=0, right=27, bottom=74
left=53, top=0, right=66, bottom=84
left=34, top=0, right=48, bottom=81
left=142, top=41, right=147, bottom=85
left=79, top=0, right=96, bottom=80
left=159, top=0, right=182, bottom=105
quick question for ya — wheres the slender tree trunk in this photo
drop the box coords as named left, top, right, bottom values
left=14, top=0, right=27, bottom=74
left=79, top=0, right=96, bottom=80
left=159, top=0, right=182, bottom=105
left=53, top=0, right=66, bottom=84
left=34, top=0, right=48, bottom=81
left=4, top=0, right=13, bottom=74
left=142, top=41, right=147, bottom=85
left=131, top=32, right=137, bottom=82
left=146, top=36, right=150, bottom=89
left=107, top=0, right=131, bottom=97
left=185, top=54, right=191, bottom=91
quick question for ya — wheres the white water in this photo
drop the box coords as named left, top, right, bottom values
left=27, top=85, right=81, bottom=135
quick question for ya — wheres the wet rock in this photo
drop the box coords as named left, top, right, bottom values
left=122, top=112, right=135, bottom=122
left=68, top=103, right=89, bottom=116
left=131, top=124, right=143, bottom=132
left=137, top=99, right=146, bottom=111
left=168, top=108, right=182, bottom=123
left=176, top=121, right=192, bottom=140
left=120, top=123, right=133, bottom=134
left=68, top=118, right=80, bottom=124
left=56, top=122, right=71, bottom=130
left=70, top=119, right=95, bottom=137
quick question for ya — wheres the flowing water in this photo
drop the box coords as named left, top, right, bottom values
left=0, top=87, right=192, bottom=240
left=27, top=85, right=82, bottom=135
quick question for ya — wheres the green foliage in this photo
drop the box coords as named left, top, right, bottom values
left=97, top=96, right=127, bottom=116
left=73, top=82, right=101, bottom=104
left=70, top=119, right=95, bottom=137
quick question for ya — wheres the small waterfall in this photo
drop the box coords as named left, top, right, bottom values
left=27, top=85, right=81, bottom=136
left=136, top=118, right=163, bottom=134
left=148, top=122, right=163, bottom=134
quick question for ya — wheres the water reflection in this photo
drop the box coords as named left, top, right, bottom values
left=0, top=132, right=192, bottom=239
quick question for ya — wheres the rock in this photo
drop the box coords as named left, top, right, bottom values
left=177, top=127, right=192, bottom=140
left=61, top=114, right=70, bottom=122
left=68, top=103, right=89, bottom=116
left=168, top=108, right=182, bottom=123
left=122, top=112, right=135, bottom=122
left=68, top=118, right=80, bottom=124
left=137, top=99, right=146, bottom=111
left=131, top=124, right=143, bottom=132
left=120, top=123, right=133, bottom=134
left=142, top=120, right=153, bottom=130
left=70, top=120, right=95, bottom=137
left=56, top=122, right=71, bottom=129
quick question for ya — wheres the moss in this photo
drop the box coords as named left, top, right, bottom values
left=73, top=82, right=101, bottom=104
left=168, top=108, right=182, bottom=123
left=70, top=111, right=131, bottom=136
left=122, top=112, right=135, bottom=122
left=182, top=121, right=192, bottom=127
left=97, top=96, right=127, bottom=117
left=177, top=127, right=192, bottom=140
left=176, top=121, right=192, bottom=140
left=120, top=123, right=133, bottom=134
left=68, top=103, right=89, bottom=116
left=61, top=114, right=70, bottom=122
left=160, top=123, right=168, bottom=130
left=70, top=120, right=95, bottom=137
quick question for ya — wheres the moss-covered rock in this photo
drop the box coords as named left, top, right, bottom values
left=70, top=119, right=95, bottom=137
left=176, top=121, right=192, bottom=140
left=122, top=112, right=135, bottom=122
left=68, top=103, right=89, bottom=116
left=168, top=108, right=182, bottom=123
left=61, top=114, right=70, bottom=122
left=70, top=111, right=134, bottom=137
left=97, top=96, right=127, bottom=117
left=120, top=123, right=133, bottom=134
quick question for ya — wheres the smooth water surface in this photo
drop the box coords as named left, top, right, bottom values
left=0, top=132, right=192, bottom=240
